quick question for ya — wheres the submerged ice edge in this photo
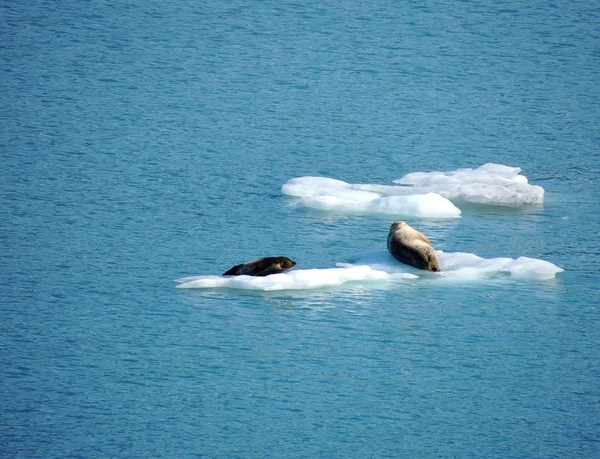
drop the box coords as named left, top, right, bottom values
left=282, top=163, right=544, bottom=211
left=175, top=250, right=563, bottom=291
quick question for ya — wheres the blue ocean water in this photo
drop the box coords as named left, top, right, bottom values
left=1, top=0, right=599, bottom=457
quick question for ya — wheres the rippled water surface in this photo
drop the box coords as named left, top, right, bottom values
left=1, top=1, right=599, bottom=457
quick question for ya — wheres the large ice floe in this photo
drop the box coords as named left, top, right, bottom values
left=281, top=163, right=544, bottom=217
left=175, top=250, right=563, bottom=291
left=175, top=266, right=417, bottom=291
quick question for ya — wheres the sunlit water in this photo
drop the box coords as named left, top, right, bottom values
left=1, top=1, right=599, bottom=457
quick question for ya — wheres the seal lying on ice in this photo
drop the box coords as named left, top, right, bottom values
left=387, top=221, right=440, bottom=272
left=223, top=257, right=297, bottom=277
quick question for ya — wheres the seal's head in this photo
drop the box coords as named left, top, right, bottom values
left=389, top=221, right=407, bottom=234
left=280, top=257, right=297, bottom=270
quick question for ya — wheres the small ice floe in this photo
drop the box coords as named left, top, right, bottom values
left=393, top=163, right=544, bottom=207
left=282, top=177, right=461, bottom=218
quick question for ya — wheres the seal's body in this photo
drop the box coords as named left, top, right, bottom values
left=223, top=257, right=297, bottom=277
left=387, top=221, right=440, bottom=272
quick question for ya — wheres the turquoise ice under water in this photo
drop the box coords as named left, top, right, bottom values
left=1, top=1, right=599, bottom=457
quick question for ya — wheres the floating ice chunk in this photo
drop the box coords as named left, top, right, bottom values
left=438, top=251, right=563, bottom=280
left=282, top=177, right=380, bottom=203
left=367, top=193, right=462, bottom=218
left=175, top=265, right=401, bottom=291
left=436, top=251, right=515, bottom=279
left=393, top=163, right=544, bottom=206
left=509, top=257, right=565, bottom=280
left=282, top=177, right=461, bottom=218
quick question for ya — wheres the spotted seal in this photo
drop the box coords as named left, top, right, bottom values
left=387, top=221, right=440, bottom=272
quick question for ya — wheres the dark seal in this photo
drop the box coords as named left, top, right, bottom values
left=223, top=257, right=297, bottom=277
left=387, top=221, right=440, bottom=272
